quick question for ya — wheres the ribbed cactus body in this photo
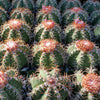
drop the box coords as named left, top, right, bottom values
left=10, top=8, right=34, bottom=26
left=59, top=0, right=81, bottom=14
left=37, top=6, right=61, bottom=24
left=36, top=0, right=57, bottom=10
left=29, top=69, right=71, bottom=100
left=12, top=0, right=34, bottom=11
left=32, top=39, right=66, bottom=70
left=83, top=0, right=100, bottom=14
left=67, top=40, right=99, bottom=70
left=1, top=19, right=31, bottom=43
left=62, top=7, right=88, bottom=26
left=0, top=40, right=29, bottom=69
left=0, top=7, right=7, bottom=26
left=34, top=20, right=61, bottom=42
left=64, top=19, right=91, bottom=44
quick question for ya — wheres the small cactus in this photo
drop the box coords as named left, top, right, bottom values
left=1, top=19, right=31, bottom=43
left=64, top=19, right=91, bottom=44
left=62, top=7, right=88, bottom=26
left=10, top=8, right=34, bottom=26
left=34, top=19, right=62, bottom=42
left=36, top=6, right=61, bottom=24
left=67, top=40, right=99, bottom=70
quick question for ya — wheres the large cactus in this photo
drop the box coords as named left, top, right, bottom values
left=1, top=19, right=31, bottom=43
left=34, top=20, right=62, bottom=42
left=10, top=8, right=34, bottom=26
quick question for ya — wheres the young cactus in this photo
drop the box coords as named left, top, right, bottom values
left=34, top=20, right=62, bottom=42
left=0, top=7, right=7, bottom=26
left=32, top=39, right=66, bottom=70
left=29, top=68, right=71, bottom=100
left=67, top=40, right=99, bottom=70
left=0, top=40, right=29, bottom=69
left=1, top=19, right=31, bottom=43
left=0, top=71, right=22, bottom=100
left=12, top=0, right=34, bottom=11
left=63, top=18, right=91, bottom=44
left=83, top=0, right=100, bottom=14
left=62, top=7, right=89, bottom=26
left=59, top=0, right=81, bottom=14
left=36, top=0, right=57, bottom=10
left=10, top=8, right=34, bottom=26
left=36, top=6, right=61, bottom=24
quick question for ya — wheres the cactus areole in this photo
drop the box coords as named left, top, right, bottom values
left=40, top=39, right=58, bottom=53
left=82, top=73, right=100, bottom=94
left=42, top=6, right=52, bottom=14
left=76, top=40, right=94, bottom=52
left=8, top=19, right=22, bottom=30
left=71, top=7, right=82, bottom=13
left=0, top=71, right=8, bottom=89
left=47, top=78, right=56, bottom=87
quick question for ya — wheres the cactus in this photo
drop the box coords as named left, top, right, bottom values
left=0, top=71, right=22, bottom=100
left=12, top=0, right=34, bottom=11
left=59, top=0, right=81, bottom=14
left=64, top=19, right=91, bottom=44
left=10, top=8, right=34, bottom=26
left=83, top=0, right=100, bottom=14
left=36, top=6, right=61, bottom=24
left=34, top=20, right=62, bottom=42
left=32, top=39, right=66, bottom=70
left=36, top=0, right=57, bottom=10
left=67, top=40, right=99, bottom=70
left=62, top=7, right=89, bottom=26
left=1, top=19, right=31, bottom=43
left=0, top=40, right=29, bottom=69
left=29, top=68, right=71, bottom=100
left=0, top=7, right=7, bottom=26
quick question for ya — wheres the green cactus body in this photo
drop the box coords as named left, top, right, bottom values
left=34, top=20, right=61, bottom=42
left=67, top=40, right=99, bottom=70
left=12, top=0, right=34, bottom=11
left=0, top=7, right=7, bottom=26
left=64, top=19, right=91, bottom=44
left=36, top=0, right=57, bottom=10
left=36, top=6, right=61, bottom=24
left=83, top=0, right=100, bottom=14
left=1, top=19, right=31, bottom=43
left=91, top=10, right=100, bottom=26
left=0, top=40, right=29, bottom=69
left=10, top=8, right=34, bottom=26
left=32, top=39, right=66, bottom=70
left=0, top=71, right=22, bottom=100
left=59, top=0, right=81, bottom=14
left=29, top=69, right=71, bottom=100
left=62, top=7, right=88, bottom=26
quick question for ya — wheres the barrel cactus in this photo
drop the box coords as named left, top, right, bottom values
left=59, top=0, right=81, bottom=14
left=64, top=19, right=91, bottom=44
left=36, top=6, right=61, bottom=24
left=36, top=0, right=57, bottom=10
left=32, top=39, right=66, bottom=70
left=0, top=71, right=22, bottom=100
left=0, top=40, right=29, bottom=69
left=83, top=0, right=100, bottom=14
left=62, top=7, right=88, bottom=26
left=12, top=0, right=34, bottom=11
left=1, top=19, right=31, bottom=43
left=34, top=20, right=62, bottom=42
left=67, top=40, right=99, bottom=70
left=29, top=68, right=71, bottom=100
left=10, top=8, right=34, bottom=26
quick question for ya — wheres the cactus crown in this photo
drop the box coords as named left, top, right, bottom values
left=40, top=39, right=58, bottom=53
left=82, top=73, right=100, bottom=94
left=76, top=40, right=94, bottom=52
left=8, top=19, right=22, bottom=30
left=42, top=5, right=52, bottom=14
left=42, top=19, right=55, bottom=30
left=71, top=7, right=82, bottom=13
